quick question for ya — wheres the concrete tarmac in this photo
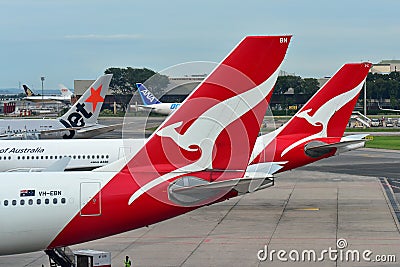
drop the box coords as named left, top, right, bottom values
left=1, top=148, right=400, bottom=266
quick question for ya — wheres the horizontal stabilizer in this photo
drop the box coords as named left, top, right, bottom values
left=342, top=134, right=369, bottom=141
left=245, top=162, right=286, bottom=175
left=39, top=123, right=120, bottom=139
left=168, top=174, right=274, bottom=206
left=76, top=123, right=121, bottom=134
left=305, top=139, right=367, bottom=156
left=137, top=105, right=155, bottom=110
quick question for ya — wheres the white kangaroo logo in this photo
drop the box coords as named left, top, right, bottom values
left=128, top=66, right=282, bottom=205
left=280, top=80, right=365, bottom=157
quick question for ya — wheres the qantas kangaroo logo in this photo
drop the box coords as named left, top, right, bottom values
left=128, top=66, right=281, bottom=205
left=280, top=80, right=365, bottom=157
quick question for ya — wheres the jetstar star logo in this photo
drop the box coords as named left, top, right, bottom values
left=85, top=85, right=104, bottom=112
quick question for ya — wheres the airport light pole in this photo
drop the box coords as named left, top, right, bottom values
left=41, top=76, right=45, bottom=107
left=364, top=80, right=367, bottom=117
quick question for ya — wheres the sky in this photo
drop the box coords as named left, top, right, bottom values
left=1, top=0, right=399, bottom=90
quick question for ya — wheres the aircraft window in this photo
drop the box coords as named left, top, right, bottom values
left=45, top=156, right=48, bottom=160
left=82, top=155, right=85, bottom=159
left=73, top=155, right=76, bottom=159
left=36, top=156, right=39, bottom=159
left=61, top=198, right=66, bottom=204
left=54, top=156, right=57, bottom=159
left=41, top=156, right=44, bottom=159
left=22, top=156, right=25, bottom=160
left=92, top=155, right=95, bottom=159
left=12, top=200, right=17, bottom=206
left=20, top=199, right=25, bottom=205
left=28, top=199, right=33, bottom=205
left=106, top=155, right=109, bottom=159
left=4, top=200, right=8, bottom=206
left=101, top=155, right=104, bottom=159
left=17, top=156, right=20, bottom=160
left=50, top=156, right=53, bottom=159
left=78, top=155, right=81, bottom=159
left=97, top=155, right=100, bottom=159
left=53, top=198, right=57, bottom=204
left=37, top=199, right=41, bottom=205
left=27, top=156, right=30, bottom=160
left=45, top=198, right=49, bottom=204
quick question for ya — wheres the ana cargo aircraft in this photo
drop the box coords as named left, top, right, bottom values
left=0, top=35, right=291, bottom=256
left=22, top=84, right=74, bottom=103
left=0, top=75, right=117, bottom=139
left=0, top=64, right=371, bottom=172
left=136, top=83, right=181, bottom=115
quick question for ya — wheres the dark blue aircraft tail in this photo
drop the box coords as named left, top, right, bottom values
left=136, top=83, right=162, bottom=105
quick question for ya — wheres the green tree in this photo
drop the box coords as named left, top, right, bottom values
left=104, top=67, right=169, bottom=110
left=301, top=78, right=319, bottom=95
left=275, top=76, right=319, bottom=95
left=274, top=76, right=302, bottom=94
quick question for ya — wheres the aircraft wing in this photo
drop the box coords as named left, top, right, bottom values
left=43, top=157, right=71, bottom=172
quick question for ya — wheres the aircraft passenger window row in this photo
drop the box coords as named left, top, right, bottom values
left=2, top=197, right=67, bottom=207
left=11, top=129, right=38, bottom=133
left=15, top=155, right=110, bottom=160
left=0, top=156, right=11, bottom=160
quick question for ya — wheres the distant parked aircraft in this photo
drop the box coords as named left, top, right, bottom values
left=136, top=83, right=181, bottom=115
left=22, top=84, right=73, bottom=104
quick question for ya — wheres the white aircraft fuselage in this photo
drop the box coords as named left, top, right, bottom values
left=138, top=102, right=181, bottom=115
left=0, top=139, right=145, bottom=172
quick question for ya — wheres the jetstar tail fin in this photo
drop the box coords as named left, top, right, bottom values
left=59, top=74, right=112, bottom=127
